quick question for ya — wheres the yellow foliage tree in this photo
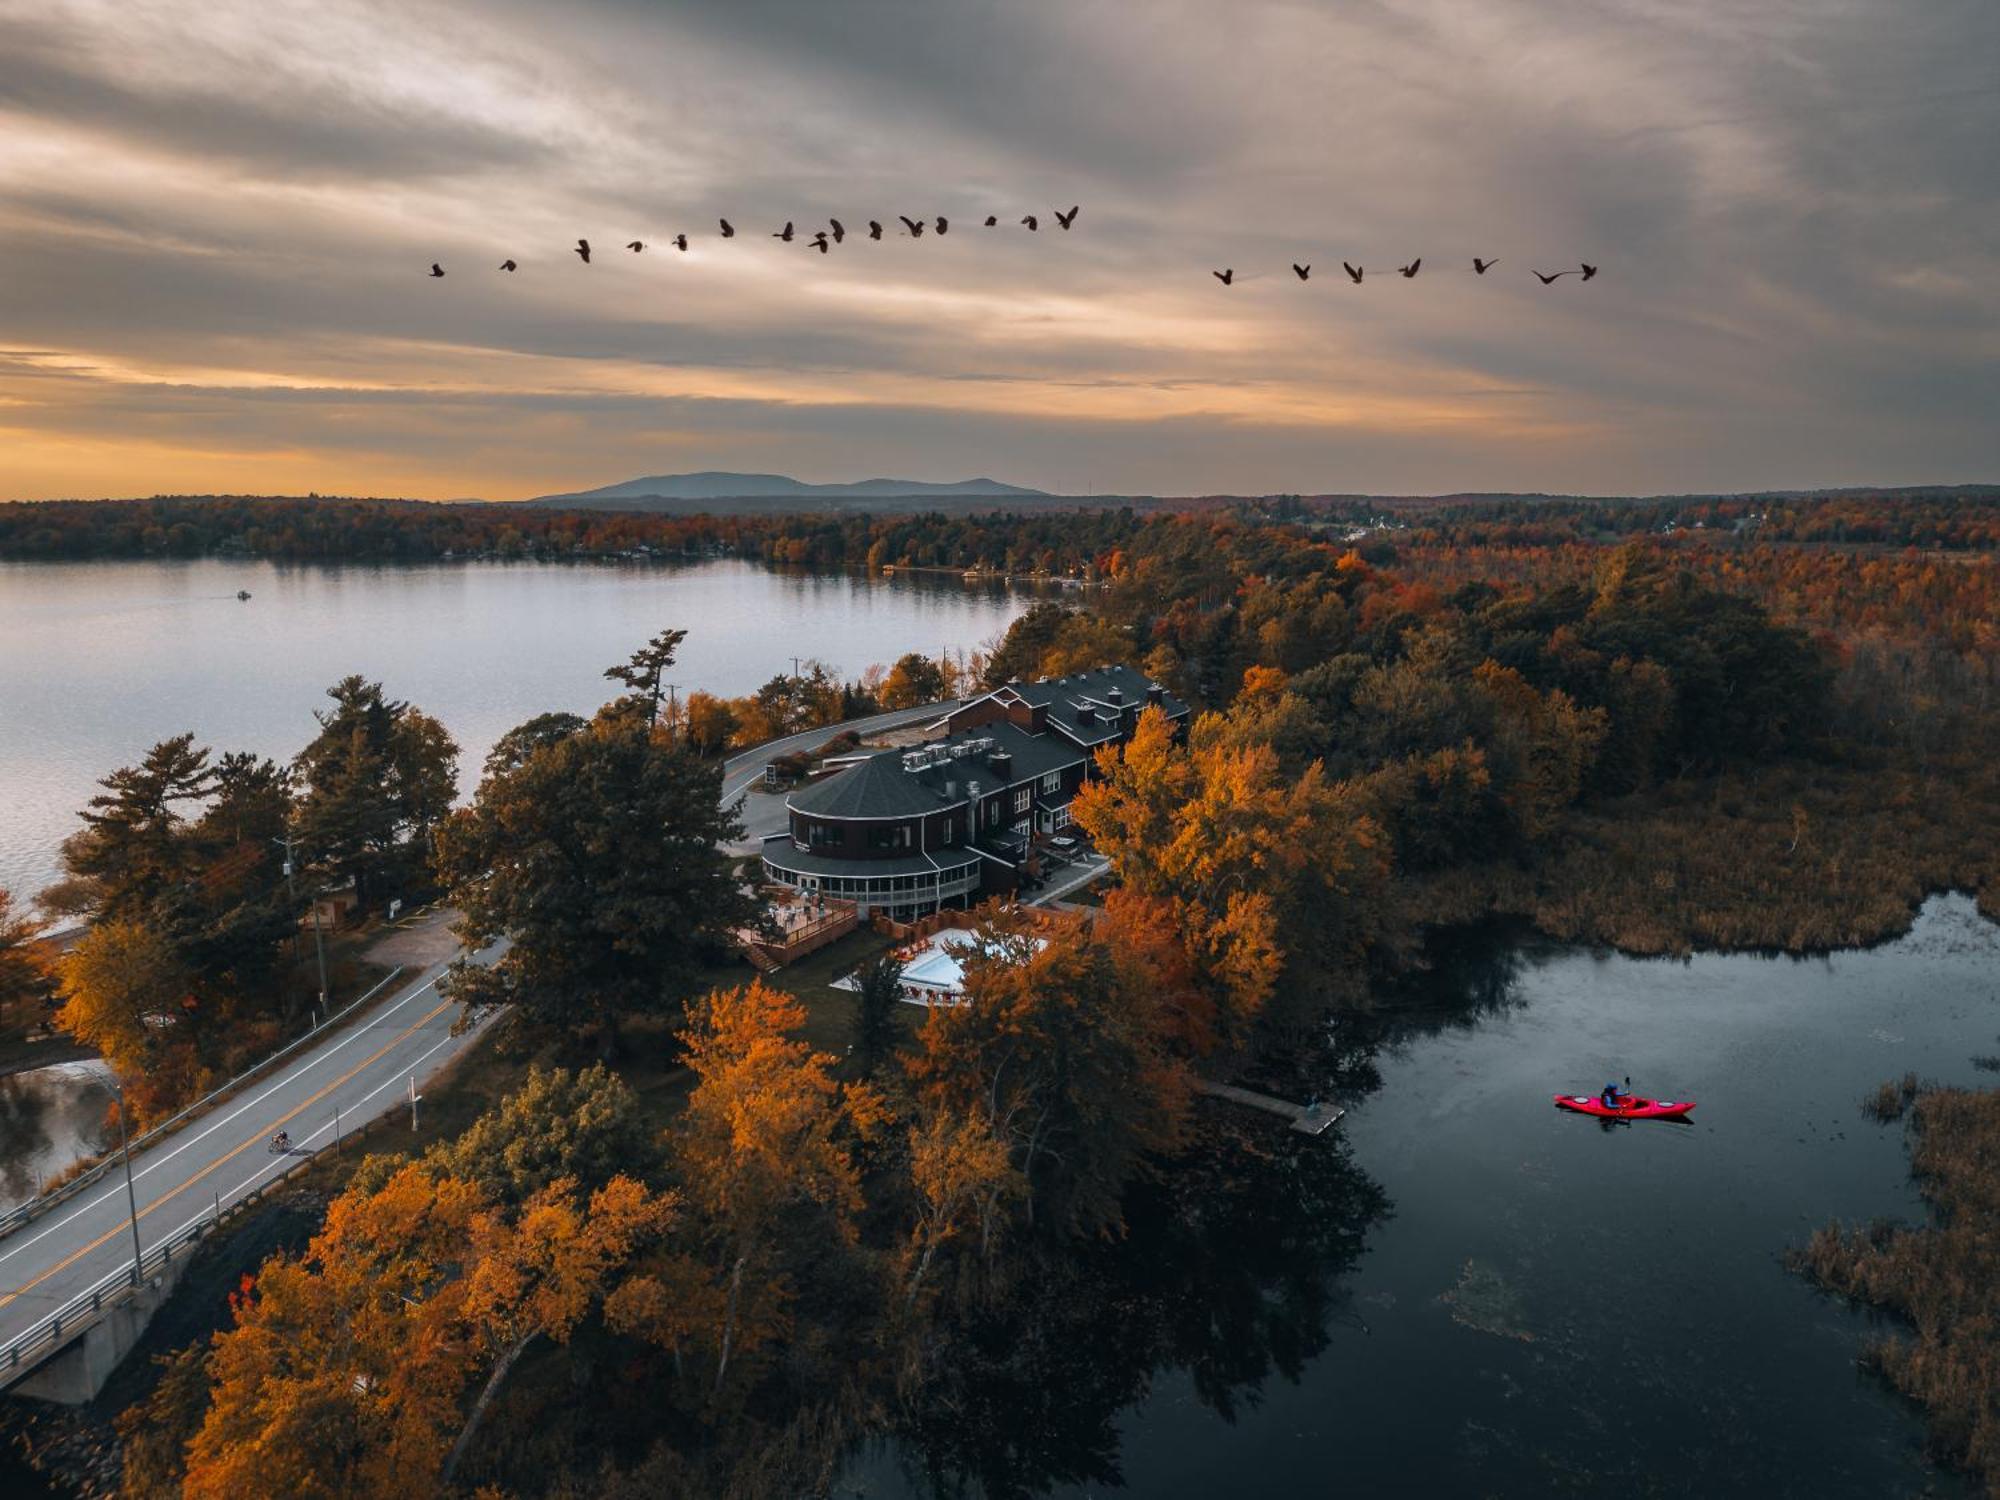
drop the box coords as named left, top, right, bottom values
left=632, top=980, right=883, bottom=1395
left=184, top=1163, right=675, bottom=1500
left=1074, top=706, right=1387, bottom=1041
left=903, top=1108, right=1020, bottom=1307
left=56, top=916, right=201, bottom=1112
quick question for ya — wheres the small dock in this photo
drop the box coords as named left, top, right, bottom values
left=1197, top=1081, right=1345, bottom=1137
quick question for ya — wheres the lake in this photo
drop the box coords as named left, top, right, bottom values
left=857, top=894, right=1999, bottom=1499
left=0, top=558, right=1034, bottom=907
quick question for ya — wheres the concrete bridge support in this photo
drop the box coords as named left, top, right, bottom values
left=8, top=1258, right=190, bottom=1406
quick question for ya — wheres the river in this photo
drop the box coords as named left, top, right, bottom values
left=856, top=893, right=1999, bottom=1498
left=0, top=557, right=1035, bottom=907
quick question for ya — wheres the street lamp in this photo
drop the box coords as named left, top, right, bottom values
left=274, top=833, right=330, bottom=1023
left=109, top=1078, right=144, bottom=1281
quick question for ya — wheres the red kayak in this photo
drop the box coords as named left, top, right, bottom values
left=1554, top=1093, right=1695, bottom=1120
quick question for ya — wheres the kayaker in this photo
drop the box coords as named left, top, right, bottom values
left=1600, top=1081, right=1628, bottom=1110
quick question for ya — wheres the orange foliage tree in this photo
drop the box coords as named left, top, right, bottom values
left=182, top=1163, right=674, bottom=1500
left=904, top=909, right=1190, bottom=1237
left=608, top=980, right=885, bottom=1397
left=1072, top=707, right=1387, bottom=1045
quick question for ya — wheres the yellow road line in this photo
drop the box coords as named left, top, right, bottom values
left=0, top=993, right=456, bottom=1312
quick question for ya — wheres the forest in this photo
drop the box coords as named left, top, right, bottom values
left=4, top=489, right=1998, bottom=1494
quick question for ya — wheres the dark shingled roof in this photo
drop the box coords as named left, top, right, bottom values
left=787, top=719, right=1090, bottom=823
left=1008, top=663, right=1189, bottom=723
left=788, top=751, right=952, bottom=819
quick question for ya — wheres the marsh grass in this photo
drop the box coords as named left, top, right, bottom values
left=1412, top=756, right=2000, bottom=956
left=1792, top=1084, right=2000, bottom=1492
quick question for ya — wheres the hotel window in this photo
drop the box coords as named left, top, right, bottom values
left=805, top=822, right=839, bottom=848
left=1051, top=804, right=1072, bottom=830
left=1013, top=786, right=1031, bottom=814
left=868, top=823, right=913, bottom=851
left=1040, top=770, right=1061, bottom=794
left=988, top=800, right=1002, bottom=828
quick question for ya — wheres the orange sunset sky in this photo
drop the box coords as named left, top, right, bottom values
left=1, top=0, right=1994, bottom=501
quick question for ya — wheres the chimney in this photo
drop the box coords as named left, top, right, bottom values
left=1107, top=685, right=1123, bottom=704
left=1073, top=703, right=1093, bottom=724
left=1146, top=682, right=1163, bottom=706
left=989, top=749, right=1013, bottom=780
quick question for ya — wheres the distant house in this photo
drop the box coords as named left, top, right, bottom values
left=759, top=665, right=1188, bottom=920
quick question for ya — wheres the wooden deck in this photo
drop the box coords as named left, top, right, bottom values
left=1197, top=1080, right=1346, bottom=1136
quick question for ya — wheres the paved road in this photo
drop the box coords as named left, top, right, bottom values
left=718, top=699, right=958, bottom=801
left=0, top=913, right=503, bottom=1364
left=718, top=699, right=958, bottom=850
left=0, top=701, right=958, bottom=1369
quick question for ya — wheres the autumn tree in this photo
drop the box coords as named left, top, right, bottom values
left=682, top=690, right=740, bottom=755
left=1073, top=707, right=1388, bottom=1042
left=292, top=676, right=457, bottom=908
left=56, top=918, right=201, bottom=1112
left=902, top=1107, right=1019, bottom=1308
left=905, top=910, right=1189, bottom=1237
left=426, top=1063, right=652, bottom=1203
left=434, top=709, right=756, bottom=1052
left=183, top=1160, right=675, bottom=1500
left=0, top=888, right=49, bottom=1044
left=880, top=651, right=949, bottom=709
left=609, top=980, right=884, bottom=1395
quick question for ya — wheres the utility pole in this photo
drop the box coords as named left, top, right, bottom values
left=275, top=833, right=330, bottom=1022
left=408, top=1075, right=421, bottom=1133
left=112, top=1080, right=143, bottom=1281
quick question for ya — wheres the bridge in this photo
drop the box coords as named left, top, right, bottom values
left=0, top=933, right=501, bottom=1402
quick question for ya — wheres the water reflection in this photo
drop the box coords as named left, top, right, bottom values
left=0, top=1062, right=113, bottom=1209
left=891, top=1126, right=1390, bottom=1499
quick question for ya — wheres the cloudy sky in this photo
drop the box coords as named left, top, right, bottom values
left=1, top=0, right=1994, bottom=500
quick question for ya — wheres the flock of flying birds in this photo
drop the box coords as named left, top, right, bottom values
left=426, top=205, right=1083, bottom=277
left=423, top=204, right=1601, bottom=288
left=1226, top=257, right=1599, bottom=285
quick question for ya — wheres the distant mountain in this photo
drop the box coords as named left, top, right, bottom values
left=528, top=471, right=1049, bottom=511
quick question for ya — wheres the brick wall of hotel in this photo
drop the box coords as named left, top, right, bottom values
left=759, top=665, right=1190, bottom=921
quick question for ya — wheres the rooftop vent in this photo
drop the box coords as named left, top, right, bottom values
left=1107, top=686, right=1123, bottom=703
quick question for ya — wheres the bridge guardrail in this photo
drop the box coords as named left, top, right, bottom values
left=0, top=1107, right=405, bottom=1383
left=0, top=965, right=406, bottom=1242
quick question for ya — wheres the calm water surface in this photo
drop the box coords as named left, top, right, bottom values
left=859, top=894, right=1999, bottom=1499
left=0, top=558, right=1032, bottom=904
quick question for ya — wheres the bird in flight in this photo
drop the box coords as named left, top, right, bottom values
left=984, top=215, right=998, bottom=227
left=719, top=219, right=735, bottom=238
left=1533, top=269, right=1573, bottom=284
left=672, top=235, right=687, bottom=252
left=1473, top=257, right=1497, bottom=275
left=1021, top=214, right=1039, bottom=231
left=899, top=215, right=924, bottom=237
left=935, top=216, right=948, bottom=235
left=868, top=220, right=884, bottom=240
left=1055, top=205, right=1080, bottom=230
left=1398, top=259, right=1421, bottom=278
left=1292, top=263, right=1311, bottom=281
left=626, top=240, right=645, bottom=253
left=1213, top=268, right=1234, bottom=285
left=774, top=222, right=795, bottom=242
left=1343, top=262, right=1364, bottom=284
left=498, top=259, right=517, bottom=272
left=829, top=218, right=846, bottom=243
left=811, top=231, right=830, bottom=253
left=429, top=263, right=445, bottom=277
left=1580, top=263, right=1599, bottom=281
left=575, top=239, right=591, bottom=263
